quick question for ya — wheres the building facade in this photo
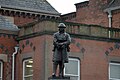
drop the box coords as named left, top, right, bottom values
left=0, top=0, right=120, bottom=80
left=61, top=0, right=120, bottom=28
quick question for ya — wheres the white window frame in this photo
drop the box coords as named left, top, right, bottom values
left=0, top=61, right=3, bottom=80
left=23, top=59, right=33, bottom=80
left=109, top=62, right=120, bottom=80
left=64, top=58, right=80, bottom=80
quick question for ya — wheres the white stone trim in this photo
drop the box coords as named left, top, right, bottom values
left=109, top=63, right=120, bottom=80
left=0, top=61, right=3, bottom=80
left=0, top=54, right=7, bottom=62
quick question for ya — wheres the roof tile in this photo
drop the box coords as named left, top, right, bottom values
left=0, top=0, right=60, bottom=15
left=0, top=15, right=19, bottom=31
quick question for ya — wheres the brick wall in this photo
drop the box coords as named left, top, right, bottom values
left=15, top=19, right=120, bottom=80
left=15, top=35, right=46, bottom=80
left=14, top=16, right=34, bottom=26
left=45, top=35, right=120, bottom=80
left=63, top=0, right=120, bottom=28
left=112, top=11, right=120, bottom=28
left=76, top=0, right=109, bottom=27
left=0, top=33, right=17, bottom=80
left=0, top=13, right=35, bottom=26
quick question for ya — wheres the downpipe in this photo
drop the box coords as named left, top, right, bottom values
left=108, top=11, right=112, bottom=38
left=12, top=46, right=19, bottom=80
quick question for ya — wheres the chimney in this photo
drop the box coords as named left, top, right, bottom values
left=89, top=0, right=109, bottom=9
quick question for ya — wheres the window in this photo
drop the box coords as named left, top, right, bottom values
left=64, top=58, right=80, bottom=80
left=0, top=61, right=3, bottom=80
left=109, top=63, right=120, bottom=80
left=23, top=59, right=33, bottom=80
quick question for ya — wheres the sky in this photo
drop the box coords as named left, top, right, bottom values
left=46, top=0, right=88, bottom=14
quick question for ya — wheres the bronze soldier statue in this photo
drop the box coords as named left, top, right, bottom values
left=52, top=23, right=71, bottom=78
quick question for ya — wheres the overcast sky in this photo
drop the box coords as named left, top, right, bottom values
left=47, top=0, right=88, bottom=14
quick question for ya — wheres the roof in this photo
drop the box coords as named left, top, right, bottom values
left=0, top=0, right=60, bottom=15
left=75, top=1, right=89, bottom=8
left=105, top=0, right=120, bottom=12
left=0, top=15, right=19, bottom=31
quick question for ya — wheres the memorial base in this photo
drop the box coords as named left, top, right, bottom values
left=48, top=76, right=70, bottom=80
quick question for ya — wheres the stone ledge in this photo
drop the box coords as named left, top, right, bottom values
left=48, top=76, right=70, bottom=80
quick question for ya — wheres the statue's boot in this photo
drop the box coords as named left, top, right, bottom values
left=52, top=73, right=56, bottom=78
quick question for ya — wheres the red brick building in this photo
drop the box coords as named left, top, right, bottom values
left=0, top=0, right=120, bottom=80
left=62, top=0, right=120, bottom=28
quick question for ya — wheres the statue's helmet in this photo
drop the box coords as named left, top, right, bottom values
left=58, top=23, right=66, bottom=28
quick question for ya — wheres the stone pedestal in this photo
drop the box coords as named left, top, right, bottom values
left=48, top=76, right=70, bottom=80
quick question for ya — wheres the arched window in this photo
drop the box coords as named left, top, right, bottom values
left=23, top=59, right=33, bottom=80
left=64, top=58, right=80, bottom=80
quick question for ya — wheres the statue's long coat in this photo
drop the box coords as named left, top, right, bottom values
left=53, top=32, right=71, bottom=63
